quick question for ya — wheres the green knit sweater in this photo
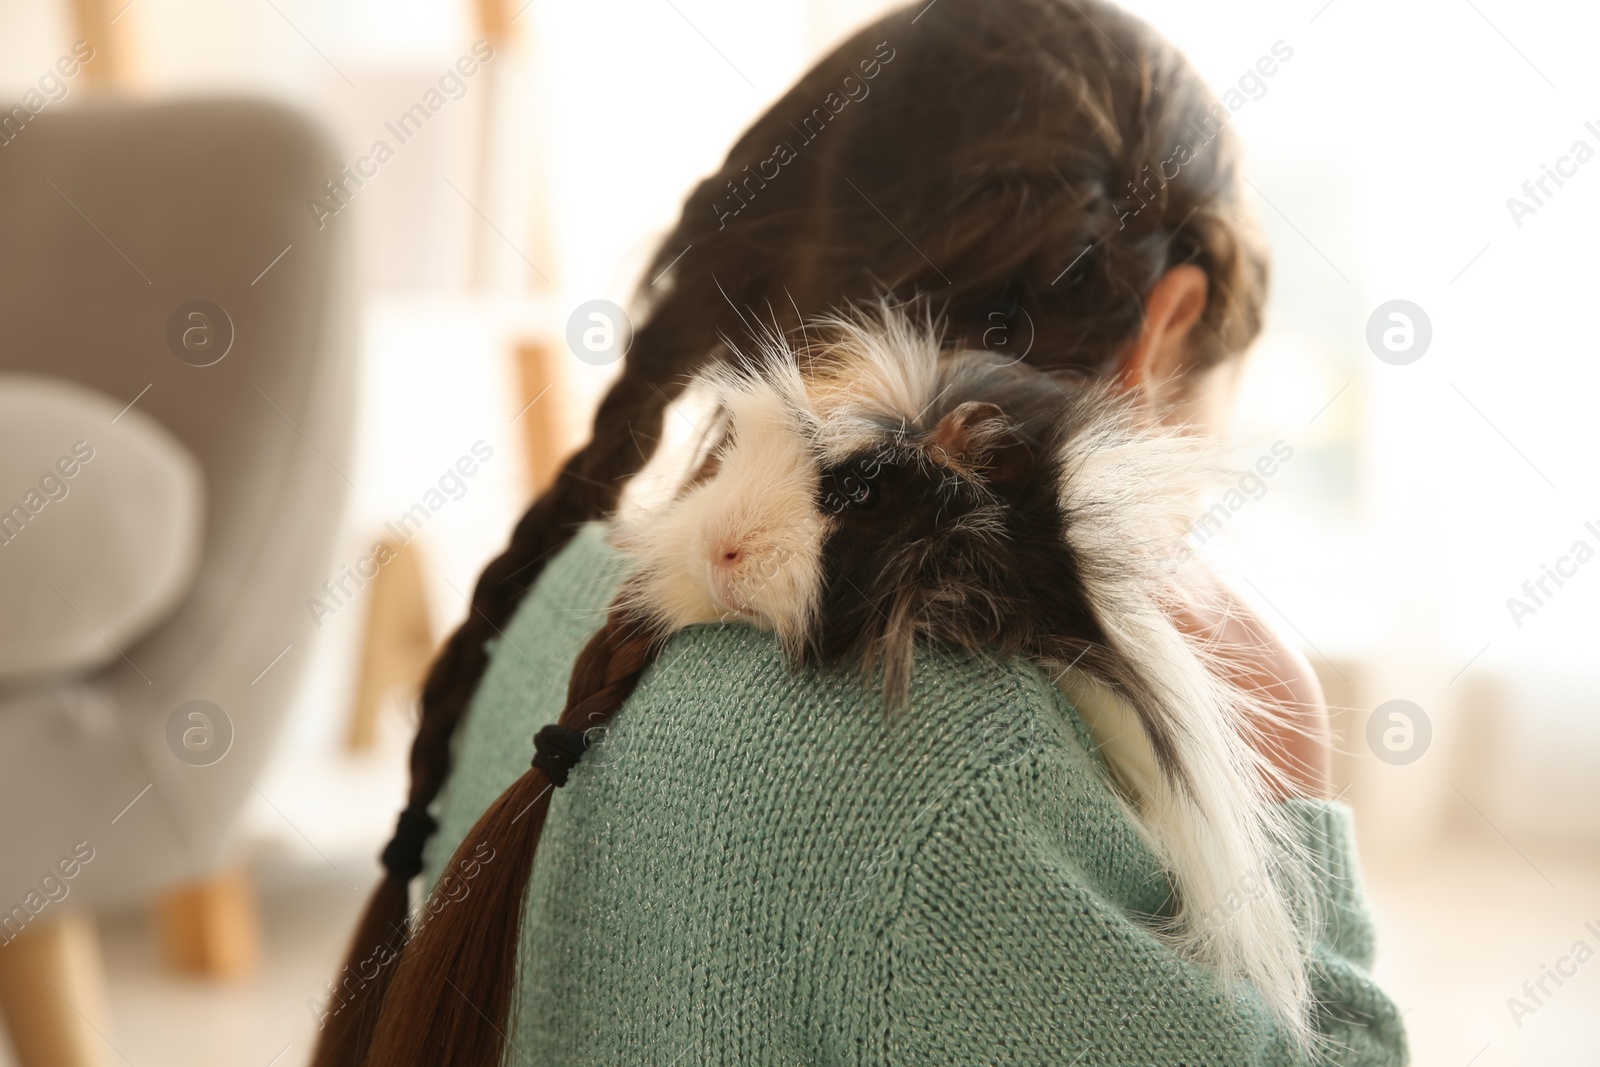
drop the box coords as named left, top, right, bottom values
left=425, top=524, right=1407, bottom=1065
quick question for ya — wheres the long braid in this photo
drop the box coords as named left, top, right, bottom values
left=310, top=367, right=678, bottom=1067
left=361, top=605, right=660, bottom=1067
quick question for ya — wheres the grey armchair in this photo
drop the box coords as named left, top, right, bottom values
left=0, top=97, right=356, bottom=1064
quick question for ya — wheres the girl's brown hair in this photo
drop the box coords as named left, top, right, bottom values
left=312, top=1, right=1269, bottom=1064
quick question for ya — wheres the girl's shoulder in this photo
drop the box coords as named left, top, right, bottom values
left=428, top=521, right=1164, bottom=910
left=425, top=522, right=1404, bottom=1065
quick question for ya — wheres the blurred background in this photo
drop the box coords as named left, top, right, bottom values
left=0, top=0, right=1596, bottom=1064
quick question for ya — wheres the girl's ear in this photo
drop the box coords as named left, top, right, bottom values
left=1116, top=263, right=1210, bottom=408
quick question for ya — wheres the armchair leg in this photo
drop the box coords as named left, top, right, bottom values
left=0, top=912, right=110, bottom=1067
left=153, top=866, right=260, bottom=980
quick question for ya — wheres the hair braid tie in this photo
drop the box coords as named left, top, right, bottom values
left=530, top=613, right=662, bottom=787
left=380, top=806, right=439, bottom=881
left=531, top=725, right=590, bottom=786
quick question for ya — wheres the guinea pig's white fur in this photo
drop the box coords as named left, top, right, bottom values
left=611, top=304, right=1320, bottom=1051
left=611, top=358, right=829, bottom=658
left=1054, top=420, right=1320, bottom=1053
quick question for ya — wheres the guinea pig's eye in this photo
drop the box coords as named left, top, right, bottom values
left=843, top=477, right=880, bottom=512
left=821, top=469, right=882, bottom=514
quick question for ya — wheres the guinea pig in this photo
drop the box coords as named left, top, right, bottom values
left=610, top=304, right=1320, bottom=1047
left=617, top=309, right=1174, bottom=725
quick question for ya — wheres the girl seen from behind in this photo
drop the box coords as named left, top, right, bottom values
left=316, top=1, right=1408, bottom=1064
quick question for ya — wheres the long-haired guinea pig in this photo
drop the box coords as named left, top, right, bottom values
left=617, top=309, right=1132, bottom=699
left=610, top=304, right=1320, bottom=1049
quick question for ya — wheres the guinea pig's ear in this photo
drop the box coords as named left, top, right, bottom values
left=928, top=401, right=1034, bottom=489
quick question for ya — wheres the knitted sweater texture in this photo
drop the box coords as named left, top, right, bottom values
left=425, top=524, right=1408, bottom=1065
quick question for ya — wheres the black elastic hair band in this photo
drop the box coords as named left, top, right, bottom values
left=531, top=724, right=590, bottom=787
left=380, top=806, right=439, bottom=881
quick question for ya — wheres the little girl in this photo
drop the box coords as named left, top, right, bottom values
left=316, top=1, right=1406, bottom=1063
